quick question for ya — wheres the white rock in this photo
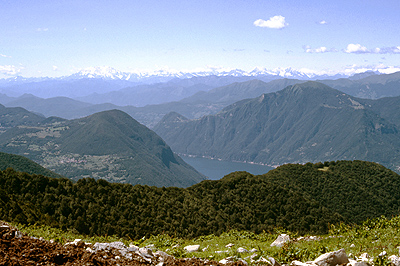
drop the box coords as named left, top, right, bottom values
left=219, top=259, right=230, bottom=264
left=271, top=234, right=291, bottom=247
left=250, top=248, right=258, bottom=253
left=379, top=251, right=387, bottom=257
left=154, top=250, right=172, bottom=263
left=290, top=260, right=310, bottom=266
left=225, top=243, right=234, bottom=248
left=347, top=259, right=370, bottom=266
left=237, top=247, right=249, bottom=253
left=389, top=255, right=400, bottom=266
left=238, top=258, right=248, bottom=265
left=268, top=256, right=282, bottom=266
left=139, top=247, right=154, bottom=258
left=313, top=248, right=349, bottom=266
left=358, top=253, right=370, bottom=261
left=184, top=244, right=200, bottom=252
left=350, top=244, right=355, bottom=248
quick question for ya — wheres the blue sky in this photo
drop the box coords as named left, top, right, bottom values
left=1, top=0, right=399, bottom=78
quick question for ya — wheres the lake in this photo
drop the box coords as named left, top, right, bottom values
left=181, top=155, right=274, bottom=180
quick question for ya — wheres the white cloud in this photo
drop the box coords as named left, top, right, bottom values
left=53, top=66, right=58, bottom=71
left=37, top=28, right=49, bottom=32
left=0, top=54, right=11, bottom=58
left=344, top=43, right=369, bottom=54
left=0, top=65, right=21, bottom=76
left=344, top=44, right=400, bottom=54
left=319, top=20, right=327, bottom=25
left=303, top=45, right=336, bottom=53
left=254, top=15, right=288, bottom=29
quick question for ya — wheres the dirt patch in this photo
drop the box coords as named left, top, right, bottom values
left=0, top=221, right=246, bottom=265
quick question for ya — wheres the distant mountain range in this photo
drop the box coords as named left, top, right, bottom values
left=0, top=107, right=204, bottom=187
left=2, top=71, right=400, bottom=129
left=154, top=81, right=400, bottom=172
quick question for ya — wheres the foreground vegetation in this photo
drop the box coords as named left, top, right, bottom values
left=1, top=160, right=400, bottom=240
left=11, top=215, right=400, bottom=265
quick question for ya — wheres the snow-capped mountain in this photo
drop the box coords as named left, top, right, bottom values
left=66, top=66, right=350, bottom=83
left=0, top=66, right=386, bottom=86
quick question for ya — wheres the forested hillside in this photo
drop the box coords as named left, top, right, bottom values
left=1, top=160, right=399, bottom=239
left=0, top=109, right=204, bottom=187
left=0, top=152, right=62, bottom=179
left=154, top=82, right=400, bottom=172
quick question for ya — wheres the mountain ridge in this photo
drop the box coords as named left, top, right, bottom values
left=154, top=81, right=400, bottom=172
left=0, top=108, right=204, bottom=187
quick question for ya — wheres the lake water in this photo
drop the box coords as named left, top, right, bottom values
left=181, top=155, right=274, bottom=180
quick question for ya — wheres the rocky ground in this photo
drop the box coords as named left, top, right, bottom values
left=0, top=221, right=246, bottom=266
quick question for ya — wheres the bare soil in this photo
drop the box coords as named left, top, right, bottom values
left=0, top=221, right=246, bottom=266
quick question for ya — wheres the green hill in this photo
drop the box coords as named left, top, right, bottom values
left=0, top=109, right=204, bottom=187
left=0, top=152, right=62, bottom=178
left=154, top=81, right=400, bottom=172
left=0, top=104, right=45, bottom=128
left=1, top=160, right=399, bottom=239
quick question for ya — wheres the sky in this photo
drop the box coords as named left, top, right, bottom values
left=1, top=0, right=400, bottom=78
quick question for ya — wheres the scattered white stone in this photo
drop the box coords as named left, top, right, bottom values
left=313, top=248, right=349, bottom=266
left=358, top=253, right=370, bottom=262
left=128, top=245, right=139, bottom=252
left=250, top=248, right=258, bottom=253
left=65, top=239, right=83, bottom=246
left=14, top=230, right=22, bottom=239
left=237, top=247, right=249, bottom=253
left=271, top=234, right=291, bottom=247
left=225, top=243, right=234, bottom=248
left=389, top=255, right=400, bottom=266
left=215, top=250, right=229, bottom=254
left=350, top=244, right=355, bottom=248
left=184, top=244, right=200, bottom=252
left=219, top=259, right=230, bottom=264
left=290, top=260, right=309, bottom=266
left=238, top=258, right=248, bottom=265
left=202, top=246, right=208, bottom=252
left=268, top=256, right=281, bottom=266
left=139, top=247, right=154, bottom=258
left=379, top=251, right=387, bottom=257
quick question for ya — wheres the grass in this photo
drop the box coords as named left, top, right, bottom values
left=10, top=215, right=400, bottom=265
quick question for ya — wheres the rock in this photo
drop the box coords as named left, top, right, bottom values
left=357, top=253, right=372, bottom=263
left=219, top=257, right=237, bottom=265
left=154, top=250, right=172, bottom=261
left=226, top=243, right=234, bottom=248
left=250, top=248, right=258, bottom=253
left=139, top=247, right=154, bottom=258
left=237, top=247, right=249, bottom=253
left=350, top=244, right=355, bottom=248
left=379, top=251, right=387, bottom=257
left=313, top=248, right=349, bottom=266
left=389, top=255, right=400, bottom=266
left=290, top=260, right=310, bottom=266
left=268, top=256, right=281, bottom=266
left=271, top=234, right=290, bottom=247
left=184, top=244, right=200, bottom=252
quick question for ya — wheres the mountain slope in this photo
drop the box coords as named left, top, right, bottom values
left=0, top=152, right=62, bottom=178
left=0, top=104, right=45, bottom=128
left=320, top=71, right=400, bottom=99
left=154, top=82, right=400, bottom=171
left=0, top=110, right=204, bottom=187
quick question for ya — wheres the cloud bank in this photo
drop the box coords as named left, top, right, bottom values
left=254, top=15, right=288, bottom=29
left=344, top=44, right=400, bottom=54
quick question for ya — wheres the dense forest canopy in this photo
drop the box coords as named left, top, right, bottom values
left=1, top=160, right=400, bottom=240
